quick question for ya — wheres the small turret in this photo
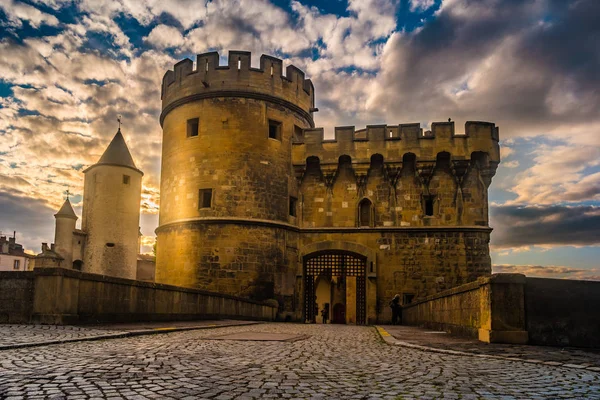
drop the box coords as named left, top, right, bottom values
left=54, top=198, right=77, bottom=268
left=82, top=128, right=143, bottom=279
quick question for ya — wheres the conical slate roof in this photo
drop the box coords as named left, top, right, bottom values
left=97, top=128, right=138, bottom=170
left=55, top=198, right=78, bottom=219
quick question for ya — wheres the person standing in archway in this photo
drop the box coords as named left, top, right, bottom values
left=389, top=294, right=402, bottom=325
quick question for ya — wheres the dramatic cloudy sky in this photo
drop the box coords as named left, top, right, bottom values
left=0, top=0, right=598, bottom=279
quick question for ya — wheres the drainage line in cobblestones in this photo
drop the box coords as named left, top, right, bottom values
left=375, top=326, right=600, bottom=373
left=0, top=321, right=262, bottom=351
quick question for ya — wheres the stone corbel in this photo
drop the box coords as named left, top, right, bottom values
left=293, top=165, right=306, bottom=187
left=451, top=160, right=471, bottom=186
left=480, top=162, right=499, bottom=188
left=384, top=162, right=402, bottom=187
left=416, top=161, right=436, bottom=193
left=320, top=164, right=337, bottom=191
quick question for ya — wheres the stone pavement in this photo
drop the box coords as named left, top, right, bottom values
left=0, top=320, right=260, bottom=350
left=1, top=323, right=599, bottom=399
left=379, top=325, right=600, bottom=371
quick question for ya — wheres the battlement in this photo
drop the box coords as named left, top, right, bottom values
left=161, top=51, right=315, bottom=126
left=293, top=121, right=500, bottom=166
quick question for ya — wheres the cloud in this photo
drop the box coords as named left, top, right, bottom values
left=507, top=141, right=600, bottom=204
left=367, top=0, right=600, bottom=144
left=492, top=264, right=600, bottom=281
left=490, top=204, right=600, bottom=249
left=0, top=0, right=60, bottom=29
left=0, top=191, right=56, bottom=253
left=409, top=0, right=435, bottom=12
left=144, top=24, right=185, bottom=49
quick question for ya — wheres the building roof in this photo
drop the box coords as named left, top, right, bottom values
left=97, top=129, right=139, bottom=170
left=55, top=198, right=78, bottom=219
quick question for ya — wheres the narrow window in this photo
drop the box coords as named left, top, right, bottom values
left=13, top=259, right=20, bottom=270
left=187, top=118, right=199, bottom=137
left=389, top=130, right=393, bottom=138
left=270, top=64, right=274, bottom=76
left=359, top=198, right=372, bottom=227
left=106, top=243, right=115, bottom=247
left=403, top=293, right=415, bottom=305
left=123, top=174, right=130, bottom=185
left=199, top=188, right=213, bottom=209
left=424, top=195, right=434, bottom=216
left=205, top=60, right=209, bottom=72
left=237, top=58, right=241, bottom=70
left=289, top=196, right=297, bottom=217
left=294, top=125, right=303, bottom=140
left=268, top=119, right=282, bottom=141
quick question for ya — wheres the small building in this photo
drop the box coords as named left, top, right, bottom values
left=35, top=128, right=149, bottom=280
left=0, top=233, right=34, bottom=271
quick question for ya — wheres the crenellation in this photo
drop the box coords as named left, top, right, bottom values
left=160, top=51, right=315, bottom=123
left=293, top=121, right=500, bottom=168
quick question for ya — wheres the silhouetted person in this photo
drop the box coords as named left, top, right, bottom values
left=389, top=294, right=402, bottom=325
left=321, top=303, right=329, bottom=324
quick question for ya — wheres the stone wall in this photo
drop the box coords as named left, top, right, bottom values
left=403, top=274, right=600, bottom=347
left=0, top=271, right=35, bottom=323
left=402, top=274, right=528, bottom=344
left=0, top=268, right=276, bottom=325
left=526, top=278, right=600, bottom=348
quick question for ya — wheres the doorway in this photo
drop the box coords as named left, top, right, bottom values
left=303, top=250, right=367, bottom=325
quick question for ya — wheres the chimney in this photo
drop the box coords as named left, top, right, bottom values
left=50, top=243, right=55, bottom=251
left=42, top=243, right=48, bottom=252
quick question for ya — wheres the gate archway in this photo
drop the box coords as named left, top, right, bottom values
left=303, top=250, right=367, bottom=325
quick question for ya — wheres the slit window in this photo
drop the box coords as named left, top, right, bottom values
left=268, top=119, right=282, bottom=141
left=294, top=125, right=303, bottom=140
left=123, top=174, right=130, bottom=185
left=237, top=58, right=241, bottom=70
left=187, top=118, right=199, bottom=137
left=289, top=196, right=297, bottom=217
left=424, top=195, right=435, bottom=216
left=199, top=188, right=213, bottom=209
left=106, top=243, right=115, bottom=247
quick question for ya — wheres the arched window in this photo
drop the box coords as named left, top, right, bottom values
left=358, top=198, right=373, bottom=227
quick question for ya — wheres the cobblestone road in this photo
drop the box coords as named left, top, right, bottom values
left=0, top=325, right=127, bottom=347
left=1, top=323, right=599, bottom=399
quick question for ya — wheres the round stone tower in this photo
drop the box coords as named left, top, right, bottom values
left=54, top=198, right=77, bottom=268
left=82, top=129, right=143, bottom=279
left=156, top=51, right=315, bottom=300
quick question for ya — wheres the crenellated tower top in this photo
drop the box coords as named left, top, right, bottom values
left=161, top=51, right=315, bottom=127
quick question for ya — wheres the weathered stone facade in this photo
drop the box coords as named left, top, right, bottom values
left=156, top=51, right=500, bottom=324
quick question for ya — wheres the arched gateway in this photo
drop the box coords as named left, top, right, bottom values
left=303, top=250, right=370, bottom=325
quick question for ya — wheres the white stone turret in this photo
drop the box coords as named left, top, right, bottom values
left=81, top=129, right=143, bottom=279
left=54, top=198, right=77, bottom=267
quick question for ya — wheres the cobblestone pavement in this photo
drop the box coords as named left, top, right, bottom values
left=0, top=321, right=259, bottom=350
left=1, top=323, right=599, bottom=399
left=0, top=325, right=128, bottom=347
left=381, top=325, right=600, bottom=369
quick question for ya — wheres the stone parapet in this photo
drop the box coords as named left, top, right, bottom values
left=0, top=268, right=277, bottom=325
left=161, top=51, right=315, bottom=127
left=402, top=273, right=528, bottom=344
left=293, top=121, right=500, bottom=167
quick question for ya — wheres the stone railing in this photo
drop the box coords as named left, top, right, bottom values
left=402, top=274, right=600, bottom=348
left=402, top=274, right=528, bottom=344
left=1, top=268, right=277, bottom=325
